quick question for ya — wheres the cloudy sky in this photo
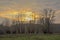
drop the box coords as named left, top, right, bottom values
left=0, top=0, right=60, bottom=23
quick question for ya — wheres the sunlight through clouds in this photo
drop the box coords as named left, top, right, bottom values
left=0, top=0, right=60, bottom=23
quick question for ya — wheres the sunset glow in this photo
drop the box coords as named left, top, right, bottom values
left=0, top=9, right=42, bottom=23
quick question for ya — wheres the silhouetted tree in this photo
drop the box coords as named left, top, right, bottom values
left=43, top=8, right=55, bottom=33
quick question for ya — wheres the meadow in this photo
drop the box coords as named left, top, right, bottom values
left=0, top=34, right=60, bottom=40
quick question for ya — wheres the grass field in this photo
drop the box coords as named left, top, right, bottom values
left=0, top=34, right=60, bottom=40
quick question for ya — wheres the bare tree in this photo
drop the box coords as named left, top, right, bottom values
left=43, top=8, right=55, bottom=33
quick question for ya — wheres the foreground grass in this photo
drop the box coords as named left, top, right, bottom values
left=0, top=34, right=60, bottom=40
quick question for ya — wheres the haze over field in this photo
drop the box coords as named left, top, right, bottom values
left=0, top=0, right=60, bottom=24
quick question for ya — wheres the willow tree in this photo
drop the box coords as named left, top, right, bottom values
left=43, top=8, right=55, bottom=33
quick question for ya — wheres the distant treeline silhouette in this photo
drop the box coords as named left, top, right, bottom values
left=0, top=8, right=55, bottom=34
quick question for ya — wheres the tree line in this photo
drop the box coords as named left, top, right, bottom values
left=0, top=8, right=55, bottom=34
